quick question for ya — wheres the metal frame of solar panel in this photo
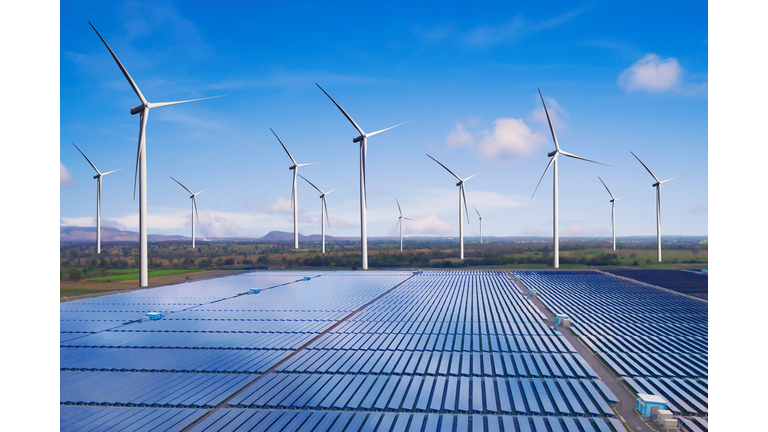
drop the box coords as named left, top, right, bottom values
left=512, top=269, right=708, bottom=429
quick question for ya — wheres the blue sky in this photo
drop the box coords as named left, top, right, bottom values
left=59, top=1, right=708, bottom=239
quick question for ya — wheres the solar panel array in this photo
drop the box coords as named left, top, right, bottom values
left=62, top=270, right=629, bottom=432
left=512, top=270, right=708, bottom=430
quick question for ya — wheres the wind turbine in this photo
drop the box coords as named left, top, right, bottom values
left=90, top=22, right=226, bottom=287
left=427, top=154, right=491, bottom=259
left=597, top=176, right=632, bottom=251
left=298, top=174, right=345, bottom=254
left=532, top=88, right=610, bottom=269
left=473, top=206, right=489, bottom=244
left=170, top=177, right=211, bottom=249
left=316, top=83, right=415, bottom=269
left=270, top=128, right=325, bottom=249
left=630, top=152, right=690, bottom=262
left=395, top=199, right=416, bottom=252
left=72, top=143, right=125, bottom=254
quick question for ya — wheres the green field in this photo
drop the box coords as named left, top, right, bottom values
left=84, top=269, right=202, bottom=282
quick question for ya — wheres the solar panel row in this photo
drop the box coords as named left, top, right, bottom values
left=512, top=270, right=708, bottom=421
left=188, top=409, right=628, bottom=432
left=61, top=271, right=629, bottom=432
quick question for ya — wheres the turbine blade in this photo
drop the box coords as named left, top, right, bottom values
left=630, top=151, right=660, bottom=183
left=193, top=196, right=200, bottom=225
left=426, top=154, right=462, bottom=181
left=133, top=109, right=148, bottom=200
left=614, top=196, right=635, bottom=201
left=538, top=87, right=560, bottom=151
left=363, top=142, right=368, bottom=208
left=89, top=22, right=147, bottom=105
left=404, top=217, right=416, bottom=221
left=151, top=95, right=227, bottom=109
left=72, top=143, right=100, bottom=174
left=397, top=198, right=402, bottom=217
left=560, top=150, right=612, bottom=167
left=597, top=176, right=615, bottom=199
left=324, top=197, right=330, bottom=227
left=195, top=185, right=213, bottom=196
left=316, top=83, right=365, bottom=136
left=394, top=219, right=401, bottom=230
left=660, top=172, right=691, bottom=184
left=474, top=206, right=481, bottom=218
left=298, top=173, right=324, bottom=194
left=270, top=127, right=297, bottom=165
left=297, top=161, right=329, bottom=168
left=366, top=118, right=417, bottom=138
left=101, top=166, right=127, bottom=176
left=531, top=154, right=556, bottom=199
left=169, top=176, right=194, bottom=195
left=463, top=163, right=494, bottom=182
left=461, top=183, right=470, bottom=224
left=325, top=182, right=347, bottom=195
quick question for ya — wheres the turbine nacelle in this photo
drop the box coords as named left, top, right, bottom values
left=653, top=182, right=660, bottom=187
left=353, top=135, right=364, bottom=143
left=131, top=104, right=146, bottom=115
left=547, top=150, right=558, bottom=157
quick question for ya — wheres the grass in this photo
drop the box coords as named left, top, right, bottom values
left=84, top=269, right=202, bottom=282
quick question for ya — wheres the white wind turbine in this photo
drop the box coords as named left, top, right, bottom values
left=597, top=176, right=632, bottom=251
left=298, top=174, right=346, bottom=254
left=395, top=199, right=416, bottom=252
left=72, top=143, right=125, bottom=254
left=427, top=154, right=492, bottom=260
left=473, top=206, right=490, bottom=244
left=90, top=22, right=226, bottom=287
left=316, top=83, right=415, bottom=270
left=630, top=151, right=690, bottom=262
left=532, top=88, right=610, bottom=269
left=270, top=128, right=325, bottom=249
left=170, top=177, right=211, bottom=249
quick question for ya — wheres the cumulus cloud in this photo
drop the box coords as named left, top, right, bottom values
left=690, top=204, right=708, bottom=214
left=61, top=162, right=77, bottom=187
left=618, top=53, right=681, bottom=92
left=265, top=197, right=300, bottom=214
left=97, top=218, right=127, bottom=230
left=194, top=213, right=258, bottom=238
left=404, top=214, right=453, bottom=235
left=477, top=118, right=546, bottom=158
left=446, top=123, right=475, bottom=148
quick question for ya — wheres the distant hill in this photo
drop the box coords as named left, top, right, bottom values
left=60, top=226, right=189, bottom=242
left=258, top=231, right=353, bottom=242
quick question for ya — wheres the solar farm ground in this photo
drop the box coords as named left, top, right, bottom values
left=60, top=269, right=707, bottom=432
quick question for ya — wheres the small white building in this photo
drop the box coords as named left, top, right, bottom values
left=637, top=393, right=667, bottom=417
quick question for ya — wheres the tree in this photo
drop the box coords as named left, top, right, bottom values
left=68, top=268, right=82, bottom=282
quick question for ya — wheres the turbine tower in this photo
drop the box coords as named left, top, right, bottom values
left=170, top=177, right=210, bottom=249
left=597, top=176, right=632, bottom=251
left=72, top=143, right=125, bottom=254
left=395, top=199, right=416, bottom=252
left=90, top=22, right=226, bottom=287
left=473, top=206, right=489, bottom=244
left=298, top=174, right=345, bottom=254
left=630, top=152, right=690, bottom=262
left=427, top=154, right=491, bottom=260
left=532, top=88, right=610, bottom=269
left=316, top=83, right=415, bottom=269
left=270, top=128, right=324, bottom=249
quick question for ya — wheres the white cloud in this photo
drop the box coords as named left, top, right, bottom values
left=446, top=123, right=475, bottom=148
left=194, top=213, right=258, bottom=238
left=61, top=162, right=77, bottom=187
left=329, top=217, right=353, bottom=229
left=690, top=204, right=708, bottom=214
left=464, top=9, right=584, bottom=47
left=265, top=197, right=299, bottom=214
left=404, top=214, right=454, bottom=235
left=98, top=218, right=127, bottom=230
left=477, top=118, right=546, bottom=158
left=618, top=53, right=681, bottom=92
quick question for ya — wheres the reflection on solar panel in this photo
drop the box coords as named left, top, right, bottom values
left=61, top=271, right=632, bottom=432
left=513, top=270, right=708, bottom=429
